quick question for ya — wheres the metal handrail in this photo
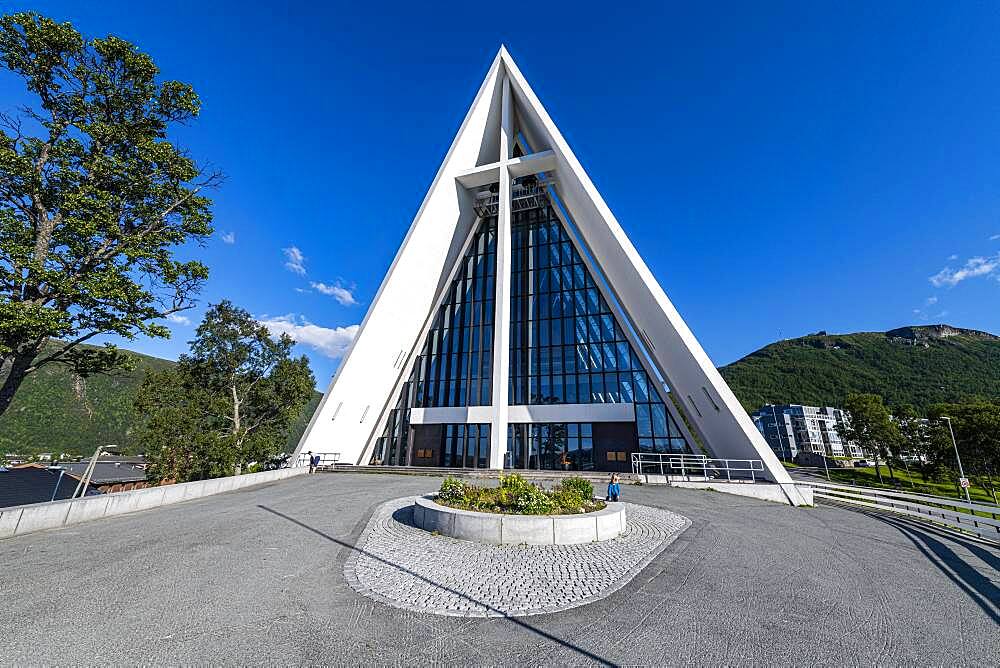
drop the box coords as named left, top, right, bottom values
left=472, top=183, right=549, bottom=218
left=510, top=183, right=547, bottom=211
left=296, top=452, right=341, bottom=467
left=803, top=479, right=1000, bottom=514
left=472, top=191, right=498, bottom=217
left=801, top=480, right=999, bottom=543
left=631, top=453, right=764, bottom=482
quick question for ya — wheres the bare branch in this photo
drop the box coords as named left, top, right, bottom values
left=28, top=330, right=103, bottom=370
left=157, top=170, right=223, bottom=222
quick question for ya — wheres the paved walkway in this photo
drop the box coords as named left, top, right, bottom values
left=0, top=473, right=997, bottom=665
left=345, top=496, right=688, bottom=617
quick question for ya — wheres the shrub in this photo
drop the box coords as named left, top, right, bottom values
left=438, top=476, right=467, bottom=503
left=435, top=473, right=604, bottom=515
left=559, top=477, right=594, bottom=500
left=549, top=488, right=586, bottom=513
left=513, top=484, right=554, bottom=515
left=499, top=473, right=532, bottom=495
left=464, top=485, right=499, bottom=512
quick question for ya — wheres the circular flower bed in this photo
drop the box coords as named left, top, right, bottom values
left=413, top=495, right=626, bottom=545
left=435, top=474, right=605, bottom=515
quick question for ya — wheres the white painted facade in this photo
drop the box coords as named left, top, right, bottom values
left=294, top=47, right=806, bottom=504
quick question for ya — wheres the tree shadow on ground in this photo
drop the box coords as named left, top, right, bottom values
left=850, top=507, right=999, bottom=623
left=257, top=504, right=618, bottom=667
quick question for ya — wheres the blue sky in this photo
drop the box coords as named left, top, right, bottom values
left=5, top=1, right=1000, bottom=386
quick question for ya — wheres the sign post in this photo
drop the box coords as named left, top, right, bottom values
left=942, top=417, right=972, bottom=504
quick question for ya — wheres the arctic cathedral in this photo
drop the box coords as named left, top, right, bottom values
left=374, top=182, right=692, bottom=473
left=295, top=47, right=797, bottom=493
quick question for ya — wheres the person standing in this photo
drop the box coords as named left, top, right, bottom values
left=307, top=451, right=317, bottom=474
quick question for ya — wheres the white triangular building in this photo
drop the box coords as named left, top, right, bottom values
left=296, top=47, right=806, bottom=504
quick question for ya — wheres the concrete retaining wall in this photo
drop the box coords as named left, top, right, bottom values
left=413, top=496, right=626, bottom=545
left=666, top=480, right=814, bottom=506
left=0, top=466, right=308, bottom=540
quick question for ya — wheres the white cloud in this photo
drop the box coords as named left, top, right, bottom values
left=947, top=254, right=959, bottom=261
left=283, top=246, right=306, bottom=275
left=311, top=281, right=358, bottom=306
left=913, top=296, right=943, bottom=321
left=258, top=314, right=359, bottom=359
left=990, top=234, right=1000, bottom=241
left=221, top=231, right=236, bottom=245
left=166, top=313, right=191, bottom=326
left=930, top=253, right=1000, bottom=287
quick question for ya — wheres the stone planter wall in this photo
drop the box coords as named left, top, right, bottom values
left=412, top=495, right=626, bottom=545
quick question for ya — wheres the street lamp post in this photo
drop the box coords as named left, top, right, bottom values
left=72, top=444, right=119, bottom=499
left=50, top=468, right=66, bottom=502
left=940, top=417, right=971, bottom=503
left=900, top=450, right=915, bottom=488
left=821, top=439, right=831, bottom=481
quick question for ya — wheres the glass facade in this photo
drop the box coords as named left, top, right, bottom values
left=370, top=181, right=690, bottom=470
left=441, top=423, right=490, bottom=468
left=371, top=217, right=496, bottom=466
left=413, top=219, right=497, bottom=409
left=507, top=197, right=690, bottom=467
left=507, top=423, right=594, bottom=470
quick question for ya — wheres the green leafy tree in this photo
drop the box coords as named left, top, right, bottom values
left=838, top=393, right=902, bottom=484
left=922, top=419, right=957, bottom=481
left=928, top=401, right=1000, bottom=500
left=895, top=404, right=930, bottom=481
left=0, top=12, right=218, bottom=416
left=134, top=365, right=227, bottom=482
left=136, top=301, right=315, bottom=482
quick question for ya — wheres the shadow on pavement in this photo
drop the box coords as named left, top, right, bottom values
left=257, top=504, right=618, bottom=667
left=851, top=507, right=999, bottom=624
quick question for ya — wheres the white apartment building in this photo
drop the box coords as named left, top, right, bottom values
left=752, top=404, right=864, bottom=461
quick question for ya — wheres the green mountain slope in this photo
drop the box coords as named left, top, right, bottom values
left=0, top=343, right=321, bottom=457
left=8, top=324, right=997, bottom=455
left=720, top=325, right=1000, bottom=413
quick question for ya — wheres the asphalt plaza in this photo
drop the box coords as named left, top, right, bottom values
left=0, top=472, right=997, bottom=665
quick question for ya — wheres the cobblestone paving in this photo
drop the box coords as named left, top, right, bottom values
left=344, top=496, right=690, bottom=617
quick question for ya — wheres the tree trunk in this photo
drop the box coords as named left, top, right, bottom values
left=886, top=460, right=896, bottom=484
left=874, top=452, right=884, bottom=484
left=0, top=350, right=37, bottom=417
left=231, top=384, right=242, bottom=475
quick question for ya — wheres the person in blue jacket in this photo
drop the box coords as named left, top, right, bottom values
left=607, top=473, right=621, bottom=502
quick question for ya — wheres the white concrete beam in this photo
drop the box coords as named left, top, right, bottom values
left=489, top=73, right=514, bottom=468
left=455, top=150, right=556, bottom=188
left=507, top=402, right=635, bottom=424
left=412, top=403, right=635, bottom=425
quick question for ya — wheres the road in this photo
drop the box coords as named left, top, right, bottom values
left=1, top=473, right=997, bottom=665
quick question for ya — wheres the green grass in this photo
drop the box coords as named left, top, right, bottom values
left=824, top=465, right=999, bottom=506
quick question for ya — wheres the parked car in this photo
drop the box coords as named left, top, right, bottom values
left=853, top=459, right=876, bottom=468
